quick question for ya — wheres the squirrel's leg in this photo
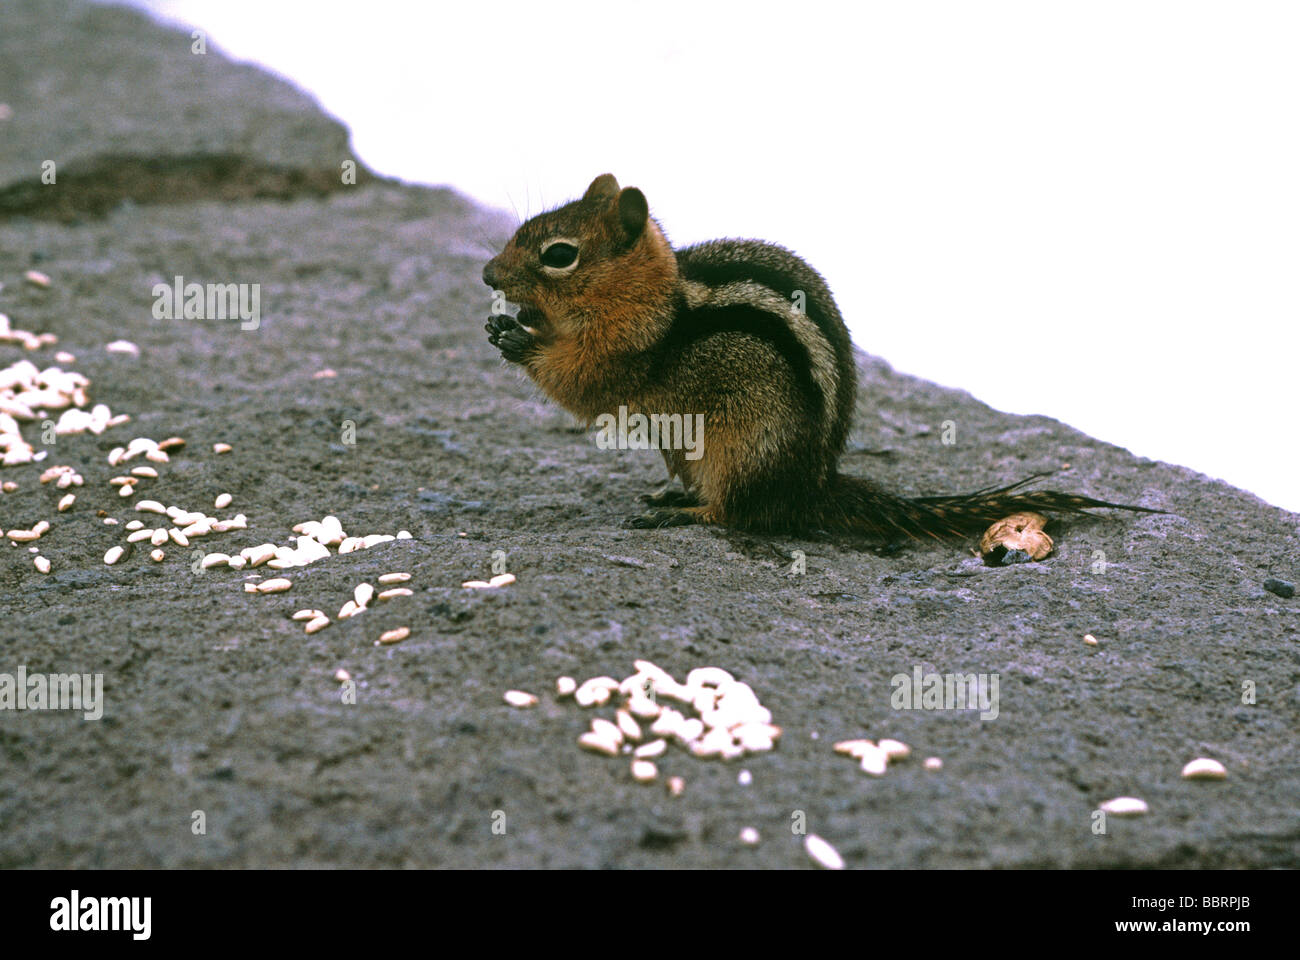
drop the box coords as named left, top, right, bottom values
left=639, top=449, right=700, bottom=506
left=625, top=504, right=723, bottom=529
left=639, top=486, right=699, bottom=507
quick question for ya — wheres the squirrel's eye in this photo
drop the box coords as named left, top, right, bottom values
left=540, top=241, right=579, bottom=269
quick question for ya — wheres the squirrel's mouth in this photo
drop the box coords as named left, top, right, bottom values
left=513, top=303, right=547, bottom=333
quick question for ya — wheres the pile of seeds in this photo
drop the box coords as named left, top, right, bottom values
left=287, top=571, right=416, bottom=639
left=2, top=354, right=127, bottom=466
left=507, top=660, right=782, bottom=790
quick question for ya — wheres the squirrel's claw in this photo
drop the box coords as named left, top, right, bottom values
left=485, top=314, right=535, bottom=363
left=624, top=508, right=700, bottom=529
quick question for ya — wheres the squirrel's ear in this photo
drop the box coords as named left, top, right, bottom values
left=584, top=173, right=620, bottom=202
left=616, top=187, right=648, bottom=240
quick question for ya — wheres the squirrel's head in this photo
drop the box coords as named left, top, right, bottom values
left=482, top=174, right=677, bottom=344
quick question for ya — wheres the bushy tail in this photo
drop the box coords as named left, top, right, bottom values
left=817, top=472, right=1164, bottom=540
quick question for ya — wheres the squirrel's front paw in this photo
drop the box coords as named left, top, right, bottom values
left=484, top=314, right=535, bottom=363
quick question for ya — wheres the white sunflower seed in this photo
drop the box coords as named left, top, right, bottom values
left=1181, top=758, right=1227, bottom=781
left=578, top=732, right=620, bottom=757
left=503, top=690, right=538, bottom=708
left=804, top=834, right=845, bottom=870
left=1100, top=797, right=1149, bottom=816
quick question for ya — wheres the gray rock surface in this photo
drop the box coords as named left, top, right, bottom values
left=0, top=0, right=1295, bottom=868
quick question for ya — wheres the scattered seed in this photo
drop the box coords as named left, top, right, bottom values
left=135, top=500, right=166, bottom=514
left=377, top=626, right=410, bottom=645
left=34, top=556, right=50, bottom=574
left=738, top=769, right=753, bottom=785
left=878, top=738, right=911, bottom=762
left=667, top=776, right=685, bottom=797
left=103, top=518, right=118, bottom=525
left=131, top=466, right=158, bottom=478
left=243, top=583, right=258, bottom=593
left=57, top=493, right=74, bottom=511
left=378, top=572, right=411, bottom=584
left=256, top=578, right=292, bottom=593
left=488, top=572, right=516, bottom=587
left=556, top=676, right=577, bottom=697
left=305, top=616, right=331, bottom=634
left=1083, top=633, right=1099, bottom=646
left=338, top=599, right=359, bottom=619
left=118, top=483, right=135, bottom=498
left=214, top=493, right=232, bottom=509
left=150, top=528, right=168, bottom=546
left=923, top=757, right=943, bottom=771
left=804, top=834, right=845, bottom=870
left=354, top=583, right=375, bottom=608
left=616, top=709, right=643, bottom=742
left=169, top=528, right=189, bottom=547
left=504, top=690, right=538, bottom=708
left=292, top=609, right=324, bottom=621
left=578, top=732, right=620, bottom=757
left=200, top=553, right=230, bottom=569
left=1181, top=758, right=1227, bottom=781
left=150, top=548, right=165, bottom=562
left=104, top=546, right=124, bottom=565
left=126, top=529, right=153, bottom=543
left=213, top=443, right=232, bottom=453
left=125, top=520, right=143, bottom=530
left=377, top=587, right=413, bottom=600
left=575, top=676, right=620, bottom=707
left=1100, top=796, right=1148, bottom=817
left=333, top=668, right=350, bottom=682
left=634, top=739, right=667, bottom=759
left=1, top=482, right=15, bottom=493
left=687, top=666, right=735, bottom=688
left=739, top=827, right=760, bottom=846
left=591, top=718, right=625, bottom=746
left=631, top=760, right=657, bottom=783
left=859, top=745, right=889, bottom=776
left=834, top=739, right=876, bottom=757
left=244, top=544, right=276, bottom=567
left=23, top=269, right=51, bottom=289
left=7, top=529, right=39, bottom=542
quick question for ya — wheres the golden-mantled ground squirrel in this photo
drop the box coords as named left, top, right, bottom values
left=483, top=174, right=1160, bottom=540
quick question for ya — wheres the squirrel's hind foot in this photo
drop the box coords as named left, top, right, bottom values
left=638, top=485, right=700, bottom=508
left=624, top=504, right=720, bottom=529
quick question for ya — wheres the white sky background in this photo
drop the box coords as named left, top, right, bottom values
left=117, top=0, right=1298, bottom=512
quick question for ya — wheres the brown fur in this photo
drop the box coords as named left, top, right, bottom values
left=483, top=174, right=1164, bottom=541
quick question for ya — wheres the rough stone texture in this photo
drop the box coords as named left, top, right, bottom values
left=0, top=0, right=370, bottom=219
left=0, top=1, right=1296, bottom=868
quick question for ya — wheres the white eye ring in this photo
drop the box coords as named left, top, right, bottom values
left=540, top=237, right=580, bottom=274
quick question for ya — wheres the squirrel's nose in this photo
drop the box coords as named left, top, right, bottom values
left=481, top=261, right=498, bottom=287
